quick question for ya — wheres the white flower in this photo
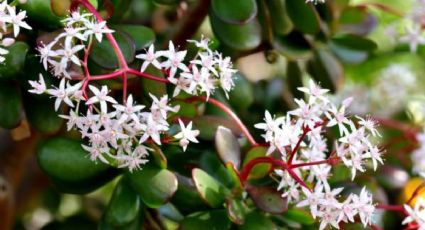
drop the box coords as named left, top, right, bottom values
left=354, top=187, right=375, bottom=227
left=28, top=74, right=46, bottom=94
left=403, top=198, right=425, bottom=229
left=84, top=20, right=114, bottom=42
left=297, top=183, right=324, bottom=218
left=150, top=94, right=179, bottom=120
left=174, top=119, right=200, bottom=151
left=114, top=95, right=145, bottom=123
left=4, top=5, right=32, bottom=37
left=187, top=35, right=211, bottom=50
left=136, top=44, right=162, bottom=72
left=86, top=85, right=118, bottom=113
left=326, top=103, right=351, bottom=136
left=47, top=78, right=74, bottom=111
left=399, top=24, right=425, bottom=53
left=56, top=43, right=85, bottom=67
left=161, top=41, right=189, bottom=78
left=139, top=114, right=168, bottom=145
left=298, top=79, right=329, bottom=103
left=37, top=42, right=58, bottom=70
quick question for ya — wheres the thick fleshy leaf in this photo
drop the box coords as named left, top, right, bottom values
left=51, top=0, right=97, bottom=17
left=105, top=178, right=141, bottom=227
left=126, top=164, right=178, bottom=208
left=331, top=34, right=377, bottom=51
left=225, top=163, right=243, bottom=193
left=37, top=137, right=116, bottom=194
left=90, top=31, right=136, bottom=69
left=282, top=208, right=315, bottom=225
left=180, top=210, right=231, bottom=230
left=286, top=61, right=304, bottom=100
left=149, top=144, right=167, bottom=169
left=210, top=10, right=261, bottom=51
left=228, top=73, right=254, bottom=110
left=247, top=186, right=288, bottom=214
left=113, top=25, right=155, bottom=51
left=159, top=203, right=184, bottom=222
left=171, top=174, right=208, bottom=213
left=238, top=211, right=276, bottom=230
left=24, top=95, right=63, bottom=134
left=307, top=48, right=344, bottom=93
left=211, top=0, right=257, bottom=24
left=215, top=126, right=241, bottom=169
left=192, top=168, right=230, bottom=208
left=329, top=42, right=368, bottom=64
left=0, top=82, right=21, bottom=129
left=193, top=115, right=241, bottom=140
left=0, top=42, right=29, bottom=79
left=226, top=198, right=247, bottom=225
left=339, top=7, right=377, bottom=36
left=286, top=0, right=320, bottom=34
left=273, top=32, right=312, bottom=60
left=19, top=0, right=62, bottom=28
left=200, top=152, right=237, bottom=189
left=266, top=0, right=293, bottom=35
left=242, top=147, right=271, bottom=179
left=140, top=65, right=167, bottom=98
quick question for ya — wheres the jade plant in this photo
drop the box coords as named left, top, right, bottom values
left=1, top=0, right=425, bottom=229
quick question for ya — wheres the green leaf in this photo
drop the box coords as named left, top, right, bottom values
left=247, top=186, right=288, bottom=214
left=238, top=211, right=276, bottom=230
left=140, top=65, right=167, bottom=98
left=215, top=126, right=241, bottom=169
left=159, top=203, right=184, bottom=222
left=113, top=25, right=155, bottom=51
left=228, top=73, right=254, bottom=110
left=180, top=210, right=231, bottom=230
left=338, top=7, right=377, bottom=35
left=19, top=0, right=62, bottom=28
left=226, top=198, right=247, bottom=225
left=192, top=168, right=229, bottom=208
left=286, top=61, right=304, bottom=100
left=90, top=31, right=136, bottom=69
left=0, top=42, right=29, bottom=79
left=273, top=32, right=312, bottom=60
left=329, top=42, right=368, bottom=64
left=331, top=34, right=377, bottom=51
left=286, top=0, right=320, bottom=34
left=266, top=0, right=293, bottom=35
left=307, top=48, right=344, bottom=93
left=211, top=0, right=257, bottom=24
left=149, top=144, right=168, bottom=169
left=24, top=95, right=63, bottom=134
left=200, top=152, right=237, bottom=189
left=105, top=178, right=141, bottom=227
left=192, top=115, right=241, bottom=140
left=37, top=137, right=116, bottom=194
left=210, top=10, right=261, bottom=51
left=50, top=0, right=99, bottom=17
left=282, top=208, right=315, bottom=225
left=171, top=174, right=207, bottom=213
left=0, top=82, right=21, bottom=129
left=126, top=164, right=178, bottom=208
left=242, top=147, right=271, bottom=180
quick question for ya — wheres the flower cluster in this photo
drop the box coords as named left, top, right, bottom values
left=255, top=80, right=382, bottom=229
left=28, top=9, right=239, bottom=171
left=136, top=36, right=237, bottom=99
left=386, top=0, right=425, bottom=52
left=403, top=198, right=425, bottom=229
left=0, top=1, right=31, bottom=62
left=37, top=11, right=113, bottom=78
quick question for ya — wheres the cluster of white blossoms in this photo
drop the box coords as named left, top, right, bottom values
left=28, top=10, right=237, bottom=171
left=0, top=1, right=32, bottom=62
left=403, top=198, right=425, bottom=229
left=255, top=80, right=383, bottom=229
left=136, top=36, right=237, bottom=99
left=37, top=11, right=114, bottom=78
left=385, top=0, right=425, bottom=52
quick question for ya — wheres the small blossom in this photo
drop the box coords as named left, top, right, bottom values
left=86, top=85, right=118, bottom=113
left=136, top=44, right=162, bottom=72
left=174, top=119, right=200, bottom=151
left=28, top=74, right=46, bottom=94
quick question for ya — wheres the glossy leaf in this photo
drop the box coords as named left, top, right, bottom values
left=180, top=210, right=231, bottom=230
left=215, top=126, right=241, bottom=169
left=273, top=32, right=312, bottom=60
left=247, top=186, right=288, bottom=214
left=0, top=82, right=21, bottom=129
left=37, top=137, right=116, bottom=194
left=126, top=164, right=178, bottom=208
left=140, top=65, right=167, bottom=98
left=114, top=25, right=155, bottom=51
left=286, top=0, right=320, bottom=34
left=192, top=168, right=230, bottom=208
left=19, top=0, right=62, bottom=28
left=267, top=0, right=293, bottom=35
left=228, top=73, right=254, bottom=110
left=283, top=208, right=315, bottom=225
left=210, top=10, right=261, bottom=51
left=105, top=178, right=141, bottom=227
left=51, top=0, right=97, bottom=16
left=242, top=147, right=271, bottom=179
left=0, top=42, right=29, bottom=79
left=90, top=31, right=135, bottom=69
left=307, top=48, right=344, bottom=93
left=24, top=95, right=63, bottom=134
left=193, top=115, right=241, bottom=140
left=238, top=211, right=277, bottom=230
left=331, top=34, right=377, bottom=51
left=200, top=152, right=237, bottom=189
left=211, top=0, right=257, bottom=24
left=171, top=174, right=207, bottom=213
left=286, top=61, right=304, bottom=100
left=226, top=198, right=247, bottom=225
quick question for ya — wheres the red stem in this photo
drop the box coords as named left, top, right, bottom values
left=240, top=157, right=286, bottom=183
left=375, top=204, right=405, bottom=213
left=290, top=157, right=340, bottom=169
left=373, top=117, right=419, bottom=139
left=288, top=126, right=309, bottom=164
left=127, top=68, right=170, bottom=83
left=185, top=96, right=258, bottom=146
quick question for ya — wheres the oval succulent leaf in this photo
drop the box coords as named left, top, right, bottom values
left=246, top=186, right=288, bottom=214
left=211, top=0, right=257, bottom=24
left=286, top=0, right=320, bottom=34
left=215, top=126, right=241, bottom=169
left=192, top=168, right=230, bottom=208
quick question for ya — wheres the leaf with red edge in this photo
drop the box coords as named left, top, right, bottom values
left=246, top=186, right=288, bottom=214
left=192, top=168, right=230, bottom=208
left=215, top=126, right=241, bottom=169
